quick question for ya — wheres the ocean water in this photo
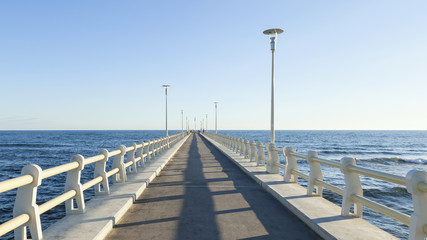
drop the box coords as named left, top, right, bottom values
left=218, top=130, right=427, bottom=239
left=0, top=130, right=426, bottom=239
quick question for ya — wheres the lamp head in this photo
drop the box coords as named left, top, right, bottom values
left=263, top=28, right=284, bottom=52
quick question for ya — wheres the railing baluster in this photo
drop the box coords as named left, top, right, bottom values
left=284, top=147, right=298, bottom=182
left=112, top=145, right=127, bottom=183
left=256, top=141, right=265, bottom=166
left=340, top=157, right=363, bottom=217
left=13, top=164, right=43, bottom=240
left=127, top=143, right=138, bottom=174
left=145, top=141, right=151, bottom=161
left=249, top=140, right=256, bottom=162
left=65, top=155, right=85, bottom=214
left=240, top=138, right=245, bottom=156
left=307, top=151, right=323, bottom=196
left=267, top=143, right=279, bottom=173
left=136, top=141, right=145, bottom=168
left=94, top=149, right=110, bottom=195
left=406, top=169, right=427, bottom=240
left=244, top=139, right=250, bottom=159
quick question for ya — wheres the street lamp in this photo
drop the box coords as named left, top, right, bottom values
left=263, top=28, right=284, bottom=144
left=162, top=85, right=171, bottom=136
left=214, top=102, right=218, bottom=134
left=205, top=114, right=208, bottom=131
left=181, top=110, right=184, bottom=133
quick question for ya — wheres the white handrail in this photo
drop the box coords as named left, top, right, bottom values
left=0, top=131, right=188, bottom=239
left=204, top=132, right=427, bottom=240
left=0, top=175, right=33, bottom=194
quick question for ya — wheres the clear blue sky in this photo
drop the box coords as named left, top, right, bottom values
left=1, top=1, right=426, bottom=130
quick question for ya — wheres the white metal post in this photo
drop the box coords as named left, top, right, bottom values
left=162, top=85, right=170, bottom=136
left=214, top=102, right=218, bottom=134
left=270, top=49, right=275, bottom=143
left=263, top=28, right=283, bottom=144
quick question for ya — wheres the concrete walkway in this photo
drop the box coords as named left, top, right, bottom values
left=105, top=133, right=320, bottom=240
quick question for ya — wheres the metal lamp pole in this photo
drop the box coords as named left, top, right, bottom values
left=214, top=102, right=218, bottom=134
left=263, top=28, right=283, bottom=144
left=206, top=114, right=208, bottom=131
left=181, top=110, right=184, bottom=133
left=162, top=85, right=171, bottom=136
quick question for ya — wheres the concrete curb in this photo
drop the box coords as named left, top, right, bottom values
left=201, top=134, right=397, bottom=240
left=43, top=135, right=190, bottom=240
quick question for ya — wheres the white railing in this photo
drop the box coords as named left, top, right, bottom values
left=0, top=132, right=188, bottom=240
left=204, top=132, right=427, bottom=240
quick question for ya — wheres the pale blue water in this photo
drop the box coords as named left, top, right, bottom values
left=1, top=130, right=426, bottom=239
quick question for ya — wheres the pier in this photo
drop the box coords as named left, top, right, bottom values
left=0, top=132, right=426, bottom=239
left=106, top=133, right=319, bottom=239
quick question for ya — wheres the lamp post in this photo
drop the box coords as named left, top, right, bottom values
left=162, top=85, right=171, bottom=136
left=181, top=110, right=184, bottom=133
left=214, top=102, right=218, bottom=134
left=206, top=114, right=208, bottom=131
left=263, top=28, right=283, bottom=144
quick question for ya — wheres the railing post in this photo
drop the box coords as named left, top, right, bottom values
left=265, top=142, right=271, bottom=168
left=249, top=140, right=256, bottom=162
left=158, top=138, right=162, bottom=153
left=160, top=138, right=165, bottom=152
left=406, top=170, right=427, bottom=240
left=231, top=137, right=236, bottom=152
left=159, top=138, right=164, bottom=152
left=127, top=143, right=138, bottom=174
left=256, top=141, right=265, bottom=166
left=112, top=145, right=127, bottom=183
left=244, top=139, right=250, bottom=159
left=233, top=137, right=238, bottom=152
left=340, top=157, right=363, bottom=217
left=136, top=141, right=145, bottom=168
left=94, top=149, right=110, bottom=195
left=240, top=138, right=245, bottom=156
left=151, top=140, right=157, bottom=158
left=236, top=138, right=241, bottom=153
left=161, top=137, right=165, bottom=151
left=144, top=141, right=151, bottom=161
left=65, top=154, right=85, bottom=214
left=13, top=164, right=43, bottom=240
left=267, top=143, right=280, bottom=173
left=306, top=151, right=323, bottom=196
left=284, top=147, right=298, bottom=182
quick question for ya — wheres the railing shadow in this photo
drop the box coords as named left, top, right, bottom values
left=197, top=134, right=321, bottom=239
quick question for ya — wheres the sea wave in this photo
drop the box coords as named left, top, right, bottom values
left=364, top=187, right=410, bottom=199
left=0, top=143, right=68, bottom=148
left=358, top=157, right=427, bottom=165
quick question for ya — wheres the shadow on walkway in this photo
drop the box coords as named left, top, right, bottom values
left=106, top=133, right=320, bottom=240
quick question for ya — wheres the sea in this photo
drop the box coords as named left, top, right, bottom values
left=1, top=130, right=427, bottom=239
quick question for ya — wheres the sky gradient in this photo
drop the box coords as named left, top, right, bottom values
left=1, top=1, right=426, bottom=130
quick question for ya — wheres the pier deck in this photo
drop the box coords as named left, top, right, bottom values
left=105, top=133, right=320, bottom=239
